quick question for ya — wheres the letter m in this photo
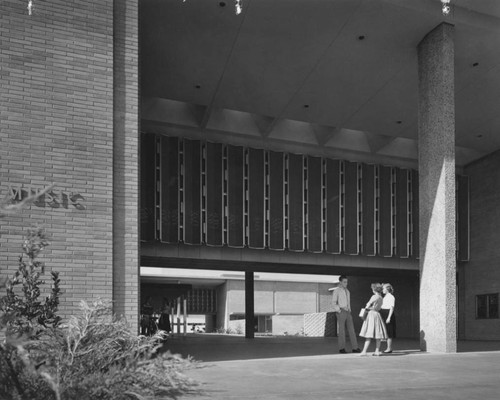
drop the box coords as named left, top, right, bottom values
left=7, top=186, right=23, bottom=202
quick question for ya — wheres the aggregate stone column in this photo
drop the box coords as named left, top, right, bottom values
left=417, top=23, right=456, bottom=353
left=113, top=0, right=140, bottom=332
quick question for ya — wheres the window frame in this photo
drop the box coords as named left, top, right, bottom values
left=476, top=293, right=499, bottom=319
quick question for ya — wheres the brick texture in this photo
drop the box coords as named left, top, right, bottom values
left=0, top=0, right=139, bottom=328
left=112, top=0, right=140, bottom=331
left=463, top=151, right=500, bottom=340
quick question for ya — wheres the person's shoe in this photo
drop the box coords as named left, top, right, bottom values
left=352, top=348, right=361, bottom=353
left=339, top=349, right=347, bottom=354
left=383, top=350, right=393, bottom=354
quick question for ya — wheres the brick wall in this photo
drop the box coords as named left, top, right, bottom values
left=463, top=151, right=500, bottom=340
left=226, top=280, right=320, bottom=315
left=113, top=0, right=140, bottom=331
left=274, top=282, right=318, bottom=314
left=318, top=283, right=336, bottom=312
left=0, top=0, right=139, bottom=327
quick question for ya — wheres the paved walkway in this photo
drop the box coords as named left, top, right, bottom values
left=164, top=334, right=500, bottom=400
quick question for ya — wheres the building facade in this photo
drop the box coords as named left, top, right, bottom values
left=0, top=0, right=140, bottom=329
left=1, top=0, right=500, bottom=350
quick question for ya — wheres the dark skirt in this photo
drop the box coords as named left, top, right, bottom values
left=158, top=312, right=171, bottom=332
left=380, top=309, right=396, bottom=338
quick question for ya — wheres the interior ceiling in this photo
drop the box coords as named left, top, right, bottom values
left=140, top=0, right=500, bottom=167
left=141, top=276, right=225, bottom=288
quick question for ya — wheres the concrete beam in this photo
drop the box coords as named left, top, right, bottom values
left=252, top=114, right=278, bottom=138
left=311, top=124, right=339, bottom=147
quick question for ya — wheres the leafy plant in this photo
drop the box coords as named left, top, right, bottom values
left=0, top=227, right=60, bottom=399
left=28, top=299, right=198, bottom=400
left=1, top=299, right=199, bottom=400
left=0, top=216, right=198, bottom=399
left=1, top=227, right=61, bottom=338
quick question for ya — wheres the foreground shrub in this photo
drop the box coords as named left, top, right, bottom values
left=0, top=227, right=61, bottom=399
left=0, top=341, right=53, bottom=400
left=0, top=227, right=61, bottom=338
left=15, top=300, right=198, bottom=400
left=1, top=229, right=198, bottom=399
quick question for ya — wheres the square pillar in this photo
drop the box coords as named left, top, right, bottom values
left=417, top=23, right=456, bottom=353
left=113, top=0, right=140, bottom=332
left=245, top=271, right=255, bottom=339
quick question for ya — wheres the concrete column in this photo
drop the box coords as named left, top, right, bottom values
left=113, top=0, right=140, bottom=332
left=176, top=297, right=181, bottom=334
left=417, top=23, right=456, bottom=353
left=245, top=271, right=255, bottom=339
left=183, top=296, right=188, bottom=336
left=170, top=306, right=175, bottom=336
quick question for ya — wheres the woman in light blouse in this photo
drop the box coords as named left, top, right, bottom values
left=381, top=283, right=396, bottom=353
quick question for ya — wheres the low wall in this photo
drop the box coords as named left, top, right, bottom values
left=272, top=315, right=304, bottom=335
left=304, top=312, right=337, bottom=337
left=227, top=319, right=246, bottom=334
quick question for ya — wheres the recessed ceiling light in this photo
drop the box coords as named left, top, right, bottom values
left=472, top=62, right=479, bottom=67
left=219, top=1, right=226, bottom=7
left=303, top=104, right=310, bottom=108
left=195, top=85, right=201, bottom=89
left=396, top=120, right=403, bottom=124
left=357, top=35, right=366, bottom=41
left=476, top=134, right=483, bottom=138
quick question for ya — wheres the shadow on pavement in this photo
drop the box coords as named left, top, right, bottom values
left=161, top=334, right=500, bottom=362
left=161, top=334, right=422, bottom=362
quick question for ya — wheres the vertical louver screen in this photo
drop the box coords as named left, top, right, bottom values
left=140, top=133, right=157, bottom=242
left=288, top=153, right=304, bottom=251
left=268, top=151, right=285, bottom=250
left=307, top=156, right=323, bottom=252
left=206, top=142, right=223, bottom=246
left=344, top=161, right=359, bottom=255
left=141, top=134, right=466, bottom=261
left=325, top=159, right=341, bottom=254
left=362, top=164, right=376, bottom=256
left=248, top=148, right=265, bottom=249
left=183, top=139, right=201, bottom=245
left=160, top=136, right=179, bottom=243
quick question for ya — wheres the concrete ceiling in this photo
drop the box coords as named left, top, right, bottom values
left=141, top=267, right=339, bottom=285
left=140, top=0, right=500, bottom=167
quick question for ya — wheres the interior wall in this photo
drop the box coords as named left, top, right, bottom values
left=225, top=280, right=322, bottom=316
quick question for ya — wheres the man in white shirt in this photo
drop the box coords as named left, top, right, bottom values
left=332, top=275, right=361, bottom=353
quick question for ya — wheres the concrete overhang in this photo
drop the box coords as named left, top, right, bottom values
left=140, top=0, right=500, bottom=167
